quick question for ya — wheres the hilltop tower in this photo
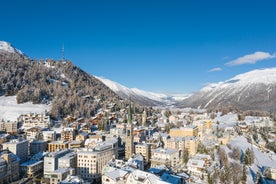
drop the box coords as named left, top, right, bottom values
left=125, top=99, right=134, bottom=160
left=62, top=43, right=65, bottom=61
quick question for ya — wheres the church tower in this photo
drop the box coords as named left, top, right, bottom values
left=142, top=109, right=147, bottom=127
left=125, top=99, right=134, bottom=160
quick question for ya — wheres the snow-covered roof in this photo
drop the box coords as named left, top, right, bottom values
left=105, top=169, right=128, bottom=180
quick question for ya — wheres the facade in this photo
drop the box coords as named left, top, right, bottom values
left=47, top=168, right=70, bottom=184
left=0, top=121, right=17, bottom=133
left=42, top=131, right=56, bottom=142
left=43, top=149, right=71, bottom=176
left=125, top=101, right=134, bottom=160
left=20, top=160, right=43, bottom=178
left=19, top=113, right=51, bottom=128
left=25, top=127, right=42, bottom=141
left=0, top=150, right=20, bottom=184
left=61, top=127, right=75, bottom=141
left=30, top=140, right=48, bottom=156
left=170, top=125, right=199, bottom=137
left=164, top=136, right=199, bottom=156
left=58, top=152, right=77, bottom=175
left=48, top=141, right=69, bottom=152
left=2, top=139, right=29, bottom=163
left=135, top=143, right=150, bottom=163
left=77, top=142, right=117, bottom=183
left=151, top=148, right=180, bottom=168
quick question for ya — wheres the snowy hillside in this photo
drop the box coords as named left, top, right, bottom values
left=0, top=41, right=24, bottom=55
left=0, top=96, right=50, bottom=121
left=180, top=68, right=276, bottom=111
left=96, top=76, right=190, bottom=106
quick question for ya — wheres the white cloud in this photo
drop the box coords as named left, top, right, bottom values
left=226, top=51, right=276, bottom=66
left=208, top=67, right=222, bottom=72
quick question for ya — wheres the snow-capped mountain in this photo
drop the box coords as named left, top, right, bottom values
left=179, top=68, right=276, bottom=112
left=0, top=41, right=24, bottom=55
left=96, top=76, right=190, bottom=106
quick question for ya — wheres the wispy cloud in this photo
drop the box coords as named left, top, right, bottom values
left=226, top=51, right=276, bottom=66
left=208, top=67, right=222, bottom=72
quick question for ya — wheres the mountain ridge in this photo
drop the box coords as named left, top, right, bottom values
left=0, top=41, right=24, bottom=55
left=179, top=68, right=276, bottom=112
left=96, top=76, right=190, bottom=106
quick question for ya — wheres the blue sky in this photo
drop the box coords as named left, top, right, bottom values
left=2, top=0, right=276, bottom=94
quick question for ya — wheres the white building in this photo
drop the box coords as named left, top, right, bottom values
left=102, top=168, right=128, bottom=184
left=42, top=131, right=56, bottom=142
left=186, top=158, right=205, bottom=176
left=126, top=169, right=170, bottom=184
left=2, top=139, right=29, bottom=163
left=19, top=113, right=51, bottom=129
left=77, top=140, right=117, bottom=183
left=151, top=148, right=180, bottom=169
left=43, top=149, right=71, bottom=177
left=58, top=152, right=77, bottom=175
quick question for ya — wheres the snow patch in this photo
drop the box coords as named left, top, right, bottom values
left=0, top=41, right=24, bottom=55
left=0, top=96, right=50, bottom=121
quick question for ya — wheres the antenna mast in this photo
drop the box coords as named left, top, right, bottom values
left=62, top=43, right=65, bottom=61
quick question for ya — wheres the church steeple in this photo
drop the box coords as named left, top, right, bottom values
left=127, top=98, right=132, bottom=124
left=125, top=97, right=134, bottom=160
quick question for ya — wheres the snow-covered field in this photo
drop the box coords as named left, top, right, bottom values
left=213, top=113, right=238, bottom=128
left=0, top=96, right=50, bottom=121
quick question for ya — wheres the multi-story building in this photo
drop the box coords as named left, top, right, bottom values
left=42, top=130, right=56, bottom=142
left=43, top=149, right=71, bottom=176
left=77, top=141, right=117, bottom=183
left=20, top=160, right=43, bottom=178
left=19, top=113, right=51, bottom=129
left=135, top=143, right=150, bottom=163
left=0, top=121, right=17, bottom=133
left=25, top=127, right=43, bottom=140
left=151, top=148, right=180, bottom=168
left=170, top=125, right=198, bottom=137
left=0, top=150, right=20, bottom=184
left=48, top=141, right=69, bottom=152
left=125, top=169, right=170, bottom=184
left=2, top=139, right=29, bottom=163
left=102, top=168, right=129, bottom=184
left=164, top=136, right=199, bottom=156
left=61, top=127, right=75, bottom=141
left=30, top=140, right=48, bottom=156
left=46, top=168, right=70, bottom=184
left=58, top=152, right=77, bottom=175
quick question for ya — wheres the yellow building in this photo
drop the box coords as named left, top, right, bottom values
left=48, top=141, right=69, bottom=152
left=205, top=120, right=212, bottom=129
left=170, top=125, right=198, bottom=137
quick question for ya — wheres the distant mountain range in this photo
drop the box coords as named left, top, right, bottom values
left=96, top=76, right=190, bottom=106
left=179, top=68, right=276, bottom=112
